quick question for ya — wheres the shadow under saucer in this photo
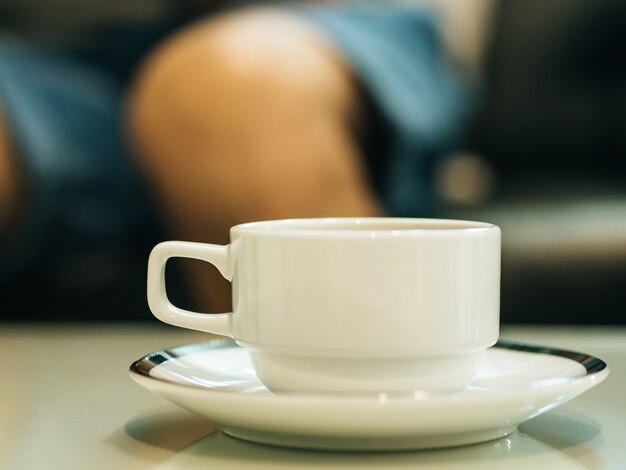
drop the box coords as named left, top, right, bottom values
left=105, top=407, right=218, bottom=464
left=109, top=405, right=603, bottom=469
left=149, top=422, right=589, bottom=470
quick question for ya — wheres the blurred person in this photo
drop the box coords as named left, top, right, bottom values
left=0, top=1, right=472, bottom=319
left=128, top=3, right=477, bottom=313
left=1, top=0, right=624, bottom=320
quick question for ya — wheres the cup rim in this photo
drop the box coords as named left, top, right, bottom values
left=231, top=217, right=498, bottom=237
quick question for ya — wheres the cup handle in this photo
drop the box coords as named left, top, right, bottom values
left=147, top=241, right=233, bottom=337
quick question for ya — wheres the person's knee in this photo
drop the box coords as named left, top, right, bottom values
left=129, top=8, right=358, bottom=168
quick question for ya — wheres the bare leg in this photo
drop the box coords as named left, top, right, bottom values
left=129, top=9, right=382, bottom=312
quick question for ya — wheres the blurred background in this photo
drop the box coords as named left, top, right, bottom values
left=0, top=0, right=624, bottom=324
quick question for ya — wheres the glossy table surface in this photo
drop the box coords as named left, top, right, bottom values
left=0, top=324, right=623, bottom=469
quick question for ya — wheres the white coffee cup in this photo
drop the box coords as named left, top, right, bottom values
left=147, top=218, right=500, bottom=393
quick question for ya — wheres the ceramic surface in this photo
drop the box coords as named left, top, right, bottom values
left=147, top=218, right=501, bottom=392
left=130, top=338, right=608, bottom=451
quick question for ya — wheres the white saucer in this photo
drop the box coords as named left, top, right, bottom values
left=130, top=339, right=608, bottom=451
